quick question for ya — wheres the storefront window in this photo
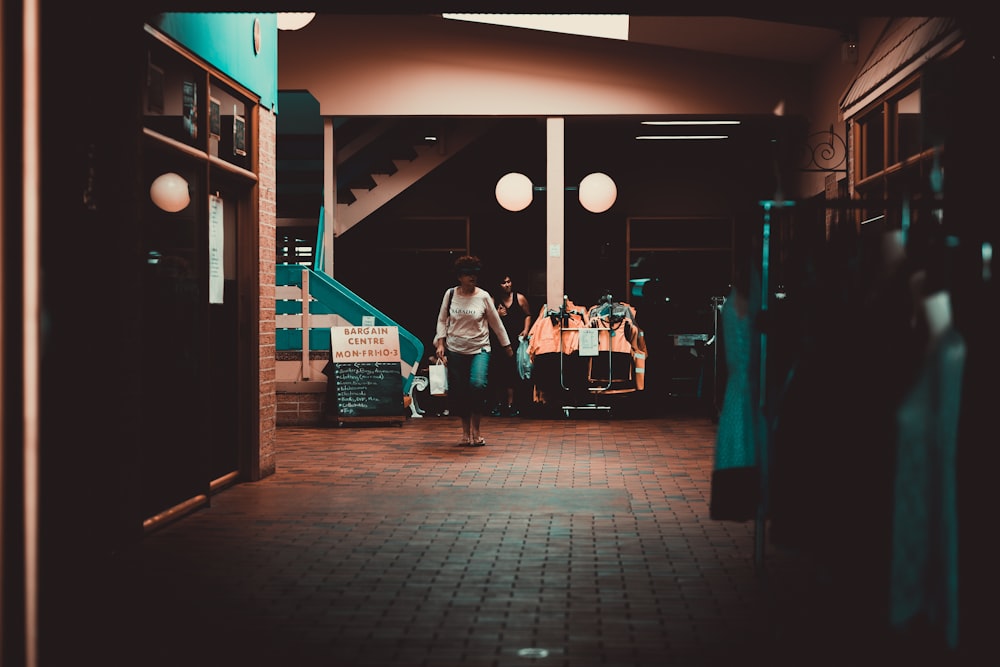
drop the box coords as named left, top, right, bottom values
left=858, top=106, right=885, bottom=179
left=144, top=43, right=205, bottom=148
left=894, top=86, right=923, bottom=162
left=140, top=25, right=260, bottom=515
left=210, top=78, right=251, bottom=171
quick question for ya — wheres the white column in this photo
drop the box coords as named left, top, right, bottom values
left=323, top=117, right=335, bottom=276
left=21, top=3, right=42, bottom=665
left=546, top=118, right=564, bottom=309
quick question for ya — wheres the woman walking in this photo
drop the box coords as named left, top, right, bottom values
left=434, top=255, right=513, bottom=446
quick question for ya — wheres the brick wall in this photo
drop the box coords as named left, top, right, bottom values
left=257, top=108, right=277, bottom=478
left=276, top=350, right=331, bottom=427
left=276, top=382, right=328, bottom=426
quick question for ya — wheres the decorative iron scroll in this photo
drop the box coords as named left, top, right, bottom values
left=798, top=126, right=847, bottom=173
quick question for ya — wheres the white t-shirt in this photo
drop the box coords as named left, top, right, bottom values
left=435, top=287, right=510, bottom=355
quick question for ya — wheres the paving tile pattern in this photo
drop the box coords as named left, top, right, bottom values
left=127, top=414, right=825, bottom=667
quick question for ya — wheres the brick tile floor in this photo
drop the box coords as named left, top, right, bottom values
left=123, top=412, right=840, bottom=667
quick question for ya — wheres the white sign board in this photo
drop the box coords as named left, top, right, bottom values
left=208, top=195, right=224, bottom=304
left=330, top=326, right=401, bottom=363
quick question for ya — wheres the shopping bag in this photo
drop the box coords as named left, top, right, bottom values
left=517, top=335, right=533, bottom=380
left=429, top=360, right=448, bottom=396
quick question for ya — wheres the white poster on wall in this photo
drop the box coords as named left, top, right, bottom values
left=208, top=194, right=224, bottom=304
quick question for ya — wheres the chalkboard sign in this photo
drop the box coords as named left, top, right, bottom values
left=327, top=361, right=405, bottom=418
left=326, top=325, right=405, bottom=422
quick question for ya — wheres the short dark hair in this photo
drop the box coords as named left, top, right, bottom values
left=454, top=255, right=482, bottom=275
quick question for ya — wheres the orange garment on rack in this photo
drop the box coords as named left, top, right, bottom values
left=605, top=303, right=648, bottom=391
left=632, top=327, right=648, bottom=390
left=586, top=302, right=647, bottom=392
left=586, top=302, right=637, bottom=354
left=527, top=300, right=589, bottom=357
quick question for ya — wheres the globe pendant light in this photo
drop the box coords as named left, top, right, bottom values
left=578, top=172, right=617, bottom=213
left=277, top=13, right=316, bottom=31
left=149, top=172, right=190, bottom=213
left=495, top=172, right=533, bottom=211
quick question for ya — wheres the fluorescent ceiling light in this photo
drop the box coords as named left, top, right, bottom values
left=641, top=120, right=741, bottom=126
left=636, top=135, right=730, bottom=140
left=443, top=14, right=629, bottom=41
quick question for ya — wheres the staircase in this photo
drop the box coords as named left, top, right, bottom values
left=276, top=108, right=496, bottom=232
left=333, top=117, right=497, bottom=235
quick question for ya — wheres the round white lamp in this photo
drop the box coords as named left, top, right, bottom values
left=277, top=13, right=316, bottom=31
left=495, top=172, right=533, bottom=212
left=150, top=172, right=190, bottom=213
left=578, top=172, right=617, bottom=213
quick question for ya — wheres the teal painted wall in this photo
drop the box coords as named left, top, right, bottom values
left=276, top=90, right=321, bottom=135
left=149, top=13, right=278, bottom=112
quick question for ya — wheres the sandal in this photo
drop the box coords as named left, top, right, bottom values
left=471, top=437, right=486, bottom=447
left=459, top=435, right=472, bottom=446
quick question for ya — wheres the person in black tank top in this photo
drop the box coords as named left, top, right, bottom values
left=490, top=274, right=532, bottom=416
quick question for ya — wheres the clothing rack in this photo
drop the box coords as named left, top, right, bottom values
left=542, top=296, right=612, bottom=416
left=707, top=189, right=981, bottom=655
left=542, top=296, right=584, bottom=365
left=754, top=201, right=778, bottom=576
left=710, top=295, right=726, bottom=419
left=529, top=293, right=646, bottom=417
left=559, top=325, right=614, bottom=416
